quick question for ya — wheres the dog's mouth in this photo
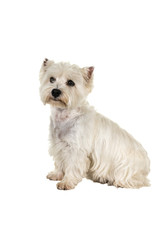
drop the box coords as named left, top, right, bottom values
left=49, top=97, right=67, bottom=107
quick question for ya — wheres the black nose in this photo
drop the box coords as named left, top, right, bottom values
left=51, top=89, right=61, bottom=98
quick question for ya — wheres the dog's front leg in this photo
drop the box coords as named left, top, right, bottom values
left=56, top=149, right=89, bottom=190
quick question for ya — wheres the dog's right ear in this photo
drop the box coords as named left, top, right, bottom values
left=43, top=58, right=49, bottom=66
left=39, top=58, right=54, bottom=82
left=42, top=58, right=54, bottom=69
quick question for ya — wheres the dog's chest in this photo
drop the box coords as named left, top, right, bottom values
left=50, top=109, right=79, bottom=140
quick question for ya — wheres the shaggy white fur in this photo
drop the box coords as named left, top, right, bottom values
left=39, top=59, right=150, bottom=190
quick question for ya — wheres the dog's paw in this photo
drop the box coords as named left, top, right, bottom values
left=46, top=171, right=63, bottom=181
left=56, top=181, right=75, bottom=190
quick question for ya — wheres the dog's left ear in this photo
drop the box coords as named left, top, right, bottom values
left=81, top=66, right=94, bottom=92
left=81, top=66, right=94, bottom=82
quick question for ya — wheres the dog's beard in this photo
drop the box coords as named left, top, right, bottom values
left=48, top=97, right=67, bottom=108
left=46, top=93, right=69, bottom=108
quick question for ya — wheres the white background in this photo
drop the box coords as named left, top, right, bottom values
left=0, top=0, right=160, bottom=239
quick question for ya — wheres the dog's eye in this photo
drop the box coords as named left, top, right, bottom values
left=50, top=77, right=56, bottom=83
left=67, top=80, right=75, bottom=87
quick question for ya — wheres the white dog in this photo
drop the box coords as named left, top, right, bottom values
left=39, top=58, right=150, bottom=190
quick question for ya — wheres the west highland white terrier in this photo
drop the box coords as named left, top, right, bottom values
left=39, top=58, right=150, bottom=190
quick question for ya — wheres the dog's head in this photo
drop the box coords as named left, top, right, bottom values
left=39, top=59, right=94, bottom=109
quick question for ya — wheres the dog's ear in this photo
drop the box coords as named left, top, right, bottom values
left=39, top=58, right=54, bottom=82
left=81, top=66, right=94, bottom=81
left=87, top=66, right=94, bottom=79
left=43, top=58, right=49, bottom=67
left=81, top=66, right=94, bottom=92
left=42, top=58, right=54, bottom=69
